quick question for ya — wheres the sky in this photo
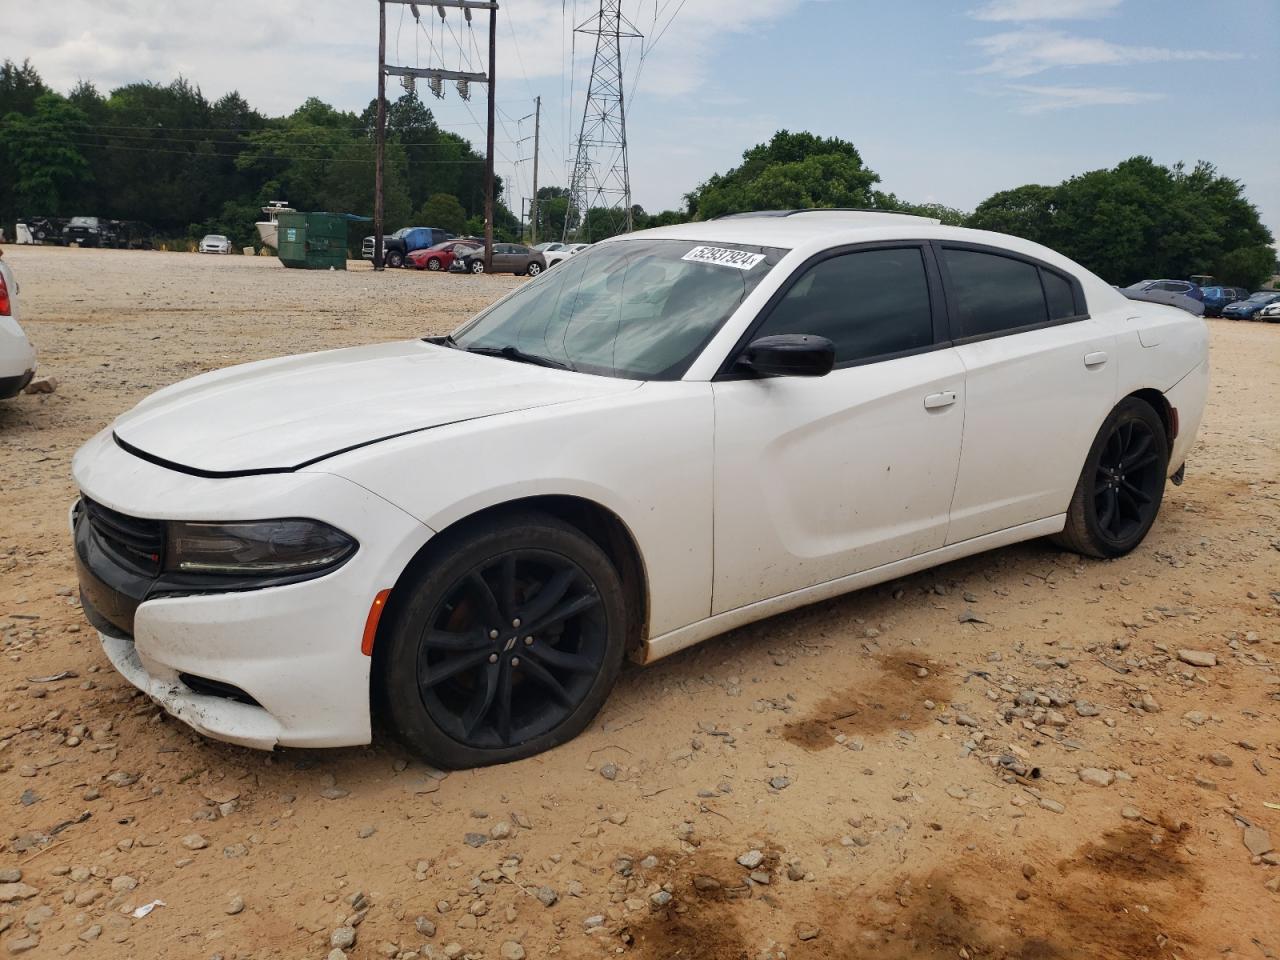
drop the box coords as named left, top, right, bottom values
left=6, top=0, right=1279, bottom=240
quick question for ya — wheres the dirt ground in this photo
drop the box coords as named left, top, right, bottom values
left=1, top=245, right=1277, bottom=960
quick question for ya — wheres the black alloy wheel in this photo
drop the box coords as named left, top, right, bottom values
left=1055, top=397, right=1169, bottom=559
left=377, top=512, right=627, bottom=767
left=1092, top=419, right=1163, bottom=544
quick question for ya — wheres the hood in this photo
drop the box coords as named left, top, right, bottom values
left=113, top=340, right=638, bottom=475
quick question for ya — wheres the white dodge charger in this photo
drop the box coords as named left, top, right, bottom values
left=71, top=211, right=1209, bottom=767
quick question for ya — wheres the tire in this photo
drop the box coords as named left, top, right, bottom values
left=376, top=511, right=628, bottom=768
left=1053, top=397, right=1169, bottom=559
left=525, top=261, right=543, bottom=277
left=426, top=257, right=442, bottom=271
left=469, top=260, right=485, bottom=274
left=387, top=250, right=405, bottom=269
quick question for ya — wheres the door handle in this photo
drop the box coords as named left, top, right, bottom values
left=1083, top=351, right=1108, bottom=367
left=924, top=391, right=957, bottom=410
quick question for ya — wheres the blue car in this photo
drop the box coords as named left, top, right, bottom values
left=1200, top=286, right=1250, bottom=317
left=1221, top=291, right=1280, bottom=320
left=1123, top=279, right=1203, bottom=302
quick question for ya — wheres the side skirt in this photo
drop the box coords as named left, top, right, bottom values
left=640, top=515, right=1066, bottom=664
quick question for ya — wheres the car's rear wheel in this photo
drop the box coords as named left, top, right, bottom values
left=1054, top=397, right=1169, bottom=559
left=526, top=262, right=543, bottom=277
left=377, top=512, right=627, bottom=768
left=387, top=250, right=405, bottom=268
left=426, top=257, right=442, bottom=271
left=469, top=260, right=485, bottom=274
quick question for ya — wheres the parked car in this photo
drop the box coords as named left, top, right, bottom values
left=361, top=227, right=454, bottom=268
left=545, top=243, right=590, bottom=268
left=63, top=216, right=118, bottom=248
left=533, top=242, right=564, bottom=253
left=1257, top=300, right=1280, bottom=322
left=0, top=250, right=37, bottom=399
left=1221, top=291, right=1280, bottom=320
left=407, top=240, right=479, bottom=272
left=1199, top=286, right=1246, bottom=317
left=1123, top=279, right=1203, bottom=302
left=69, top=210, right=1209, bottom=766
left=458, top=242, right=546, bottom=276
left=199, top=234, right=234, bottom=255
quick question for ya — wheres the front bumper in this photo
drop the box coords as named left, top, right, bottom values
left=71, top=428, right=433, bottom=749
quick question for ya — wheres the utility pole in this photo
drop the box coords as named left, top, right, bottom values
left=375, top=0, right=498, bottom=271
left=484, top=3, right=496, bottom=272
left=373, top=0, right=387, bottom=270
left=564, top=1, right=640, bottom=242
left=529, top=95, right=541, bottom=246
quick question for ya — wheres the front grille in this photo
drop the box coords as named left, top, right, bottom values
left=81, top=497, right=164, bottom=575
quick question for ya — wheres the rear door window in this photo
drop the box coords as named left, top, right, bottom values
left=942, top=248, right=1048, bottom=337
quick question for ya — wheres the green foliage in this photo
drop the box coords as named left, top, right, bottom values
left=687, top=131, right=881, bottom=219
left=416, top=193, right=467, bottom=234
left=968, top=157, right=1275, bottom=288
left=0, top=60, right=497, bottom=248
left=0, top=92, right=90, bottom=214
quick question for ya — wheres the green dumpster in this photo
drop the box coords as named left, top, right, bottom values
left=276, top=212, right=350, bottom=270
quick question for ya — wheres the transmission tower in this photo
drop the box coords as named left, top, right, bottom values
left=564, top=1, right=641, bottom=241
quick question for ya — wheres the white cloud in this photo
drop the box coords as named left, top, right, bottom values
left=972, top=28, right=1239, bottom=78
left=969, top=0, right=1121, bottom=21
left=1005, top=83, right=1163, bottom=112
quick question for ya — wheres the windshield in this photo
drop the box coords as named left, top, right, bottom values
left=1248, top=292, right=1279, bottom=302
left=450, top=238, right=787, bottom=380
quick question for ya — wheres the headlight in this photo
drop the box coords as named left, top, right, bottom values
left=165, top=520, right=356, bottom=576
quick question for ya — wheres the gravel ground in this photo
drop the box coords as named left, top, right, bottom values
left=1, top=245, right=1278, bottom=960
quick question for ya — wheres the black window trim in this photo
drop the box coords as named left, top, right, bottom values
left=932, top=240, right=1091, bottom=346
left=714, top=240, right=952, bottom=380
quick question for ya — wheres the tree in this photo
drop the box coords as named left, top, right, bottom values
left=0, top=92, right=90, bottom=215
left=0, top=59, right=46, bottom=118
left=968, top=157, right=1275, bottom=287
left=687, top=131, right=882, bottom=219
left=416, top=193, right=467, bottom=234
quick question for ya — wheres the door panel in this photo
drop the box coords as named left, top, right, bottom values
left=948, top=319, right=1117, bottom=543
left=712, top=349, right=966, bottom=615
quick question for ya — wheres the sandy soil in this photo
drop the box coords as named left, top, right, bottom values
left=1, top=245, right=1277, bottom=960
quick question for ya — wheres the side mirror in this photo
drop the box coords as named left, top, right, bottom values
left=737, top=334, right=835, bottom=378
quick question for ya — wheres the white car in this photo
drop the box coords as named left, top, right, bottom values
left=0, top=251, right=37, bottom=399
left=1257, top=300, right=1280, bottom=322
left=199, top=234, right=233, bottom=255
left=70, top=211, right=1209, bottom=767
left=544, top=242, right=590, bottom=267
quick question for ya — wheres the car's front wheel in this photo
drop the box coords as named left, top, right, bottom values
left=387, top=250, right=405, bottom=268
left=377, top=512, right=628, bottom=768
left=469, top=260, right=485, bottom=274
left=1055, top=397, right=1169, bottom=559
left=426, top=257, right=442, bottom=271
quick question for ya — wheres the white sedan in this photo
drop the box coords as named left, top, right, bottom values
left=544, top=242, right=590, bottom=267
left=0, top=251, right=37, bottom=399
left=71, top=211, right=1209, bottom=767
left=198, top=234, right=233, bottom=255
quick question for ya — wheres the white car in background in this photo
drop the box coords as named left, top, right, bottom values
left=71, top=210, right=1208, bottom=768
left=0, top=251, right=37, bottom=399
left=199, top=234, right=233, bottom=255
left=1257, top=299, right=1280, bottom=322
left=544, top=242, right=590, bottom=267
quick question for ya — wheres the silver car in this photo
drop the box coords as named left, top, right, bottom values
left=199, top=234, right=233, bottom=255
left=0, top=252, right=37, bottom=398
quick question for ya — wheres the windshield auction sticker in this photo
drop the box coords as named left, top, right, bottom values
left=682, top=246, right=766, bottom=270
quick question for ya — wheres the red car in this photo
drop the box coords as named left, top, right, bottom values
left=407, top=240, right=478, bottom=272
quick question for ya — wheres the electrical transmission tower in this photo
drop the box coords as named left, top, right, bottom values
left=564, top=1, right=641, bottom=242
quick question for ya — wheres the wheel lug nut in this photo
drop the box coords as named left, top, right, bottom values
left=511, top=657, right=520, bottom=667
left=512, top=618, right=522, bottom=628
left=523, top=636, right=533, bottom=646
left=488, top=653, right=498, bottom=664
left=489, top=629, right=499, bottom=640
